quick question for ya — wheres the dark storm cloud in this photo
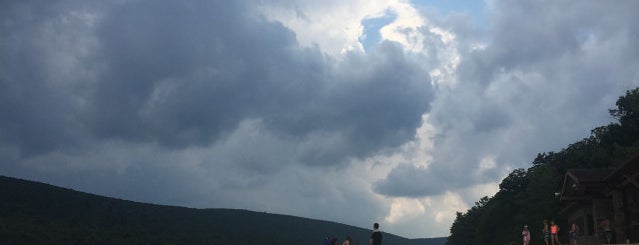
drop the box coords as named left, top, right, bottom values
left=87, top=0, right=295, bottom=146
left=374, top=164, right=437, bottom=196
left=0, top=1, right=100, bottom=156
left=0, top=2, right=430, bottom=232
left=0, top=0, right=432, bottom=168
left=374, top=0, right=639, bottom=197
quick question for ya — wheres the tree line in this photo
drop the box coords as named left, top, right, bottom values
left=447, top=87, right=639, bottom=245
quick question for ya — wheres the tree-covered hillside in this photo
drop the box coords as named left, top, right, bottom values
left=0, top=175, right=446, bottom=245
left=447, top=88, right=639, bottom=245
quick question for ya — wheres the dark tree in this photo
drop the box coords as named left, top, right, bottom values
left=447, top=87, right=639, bottom=245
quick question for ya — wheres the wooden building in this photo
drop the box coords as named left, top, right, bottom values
left=560, top=154, right=639, bottom=244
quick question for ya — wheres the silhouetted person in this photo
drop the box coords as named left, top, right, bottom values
left=370, top=223, right=382, bottom=245
left=543, top=219, right=550, bottom=245
left=599, top=217, right=614, bottom=244
left=342, top=236, right=352, bottom=245
left=569, top=223, right=579, bottom=245
left=323, top=236, right=331, bottom=245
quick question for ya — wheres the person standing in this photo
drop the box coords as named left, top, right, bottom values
left=543, top=219, right=550, bottom=245
left=550, top=220, right=561, bottom=245
left=331, top=237, right=338, bottom=245
left=599, top=217, right=614, bottom=244
left=323, top=236, right=331, bottom=245
left=522, top=225, right=531, bottom=245
left=342, top=236, right=353, bottom=245
left=569, top=223, right=579, bottom=245
left=370, top=223, right=382, bottom=245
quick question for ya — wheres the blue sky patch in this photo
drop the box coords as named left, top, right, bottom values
left=359, top=10, right=398, bottom=52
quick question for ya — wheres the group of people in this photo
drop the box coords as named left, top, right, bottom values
left=523, top=218, right=618, bottom=245
left=323, top=222, right=383, bottom=245
left=323, top=236, right=353, bottom=245
left=541, top=220, right=573, bottom=245
left=521, top=220, right=581, bottom=245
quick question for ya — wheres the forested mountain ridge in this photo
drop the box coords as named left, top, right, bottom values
left=0, top=175, right=446, bottom=244
left=447, top=88, right=639, bottom=245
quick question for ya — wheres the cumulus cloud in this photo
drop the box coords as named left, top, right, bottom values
left=3, top=0, right=639, bottom=239
left=0, top=0, right=432, bottom=160
left=0, top=0, right=432, bottom=238
left=373, top=0, right=639, bottom=200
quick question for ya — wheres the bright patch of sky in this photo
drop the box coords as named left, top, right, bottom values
left=360, top=10, right=397, bottom=52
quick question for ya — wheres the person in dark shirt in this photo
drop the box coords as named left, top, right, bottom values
left=370, top=223, right=382, bottom=245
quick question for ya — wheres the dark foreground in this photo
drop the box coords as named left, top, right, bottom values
left=0, top=175, right=446, bottom=245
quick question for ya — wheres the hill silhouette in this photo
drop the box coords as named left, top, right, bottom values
left=0, top=175, right=446, bottom=244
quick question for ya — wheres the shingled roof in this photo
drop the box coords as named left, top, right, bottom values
left=566, top=169, right=613, bottom=183
left=560, top=168, right=613, bottom=201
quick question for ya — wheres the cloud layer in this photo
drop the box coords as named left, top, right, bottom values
left=1, top=0, right=432, bottom=237
left=373, top=0, right=639, bottom=200
left=1, top=0, right=432, bottom=159
left=2, top=0, right=639, bottom=239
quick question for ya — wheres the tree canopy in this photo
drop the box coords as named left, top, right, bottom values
left=447, top=87, right=639, bottom=245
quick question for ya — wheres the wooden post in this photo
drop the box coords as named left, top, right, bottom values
left=612, top=189, right=626, bottom=243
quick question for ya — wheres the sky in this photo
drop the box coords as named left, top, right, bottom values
left=1, top=0, right=639, bottom=239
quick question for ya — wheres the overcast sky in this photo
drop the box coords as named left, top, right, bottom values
left=2, top=0, right=639, bottom=238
